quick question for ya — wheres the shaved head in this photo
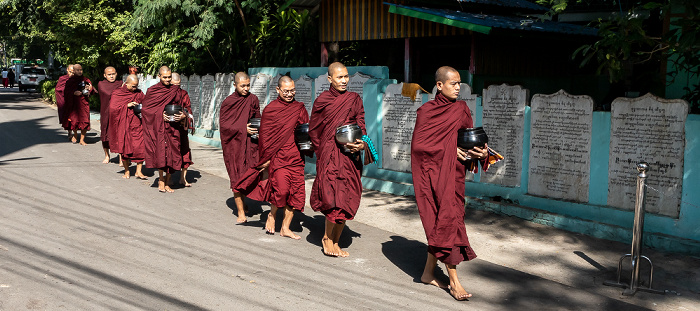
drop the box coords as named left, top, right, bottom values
left=158, top=66, right=171, bottom=76
left=172, top=72, right=181, bottom=85
left=434, top=66, right=462, bottom=101
left=66, top=64, right=75, bottom=77
left=234, top=72, right=250, bottom=85
left=435, top=66, right=459, bottom=83
left=104, top=66, right=117, bottom=82
left=328, top=62, right=346, bottom=76
left=278, top=75, right=293, bottom=85
left=125, top=74, right=139, bottom=92
left=158, top=66, right=172, bottom=86
left=125, top=74, right=139, bottom=84
left=73, top=64, right=83, bottom=77
left=276, top=76, right=296, bottom=103
left=327, top=62, right=349, bottom=92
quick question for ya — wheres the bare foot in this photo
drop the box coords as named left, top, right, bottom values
left=448, top=284, right=472, bottom=301
left=164, top=186, right=174, bottom=193
left=420, top=275, right=448, bottom=289
left=321, top=238, right=338, bottom=257
left=180, top=179, right=191, bottom=187
left=135, top=173, right=148, bottom=180
left=335, top=243, right=349, bottom=257
left=265, top=214, right=276, bottom=234
left=79, top=140, right=87, bottom=146
left=102, top=157, right=110, bottom=164
left=236, top=215, right=248, bottom=223
left=70, top=135, right=77, bottom=143
left=122, top=172, right=130, bottom=179
left=280, top=228, right=301, bottom=240
left=158, top=180, right=166, bottom=192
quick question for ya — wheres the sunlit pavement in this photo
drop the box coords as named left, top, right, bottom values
left=1, top=91, right=698, bottom=310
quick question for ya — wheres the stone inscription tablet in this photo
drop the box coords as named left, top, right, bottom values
left=198, top=74, right=216, bottom=130
left=265, top=74, right=282, bottom=109
left=186, top=74, right=202, bottom=127
left=429, top=84, right=476, bottom=114
left=481, top=84, right=527, bottom=187
left=314, top=73, right=330, bottom=100
left=211, top=73, right=232, bottom=131
left=381, top=83, right=423, bottom=172
left=349, top=72, right=372, bottom=98
left=137, top=74, right=146, bottom=94
left=295, top=75, right=313, bottom=114
left=607, top=94, right=687, bottom=218
left=249, top=73, right=270, bottom=114
left=528, top=90, right=593, bottom=202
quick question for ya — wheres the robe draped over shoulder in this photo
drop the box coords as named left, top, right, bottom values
left=177, top=88, right=194, bottom=169
left=233, top=97, right=309, bottom=210
left=219, top=92, right=261, bottom=190
left=309, top=87, right=366, bottom=223
left=55, top=75, right=69, bottom=125
left=141, top=83, right=182, bottom=172
left=97, top=80, right=123, bottom=145
left=411, top=92, right=478, bottom=265
left=63, top=76, right=95, bottom=131
left=108, top=86, right=146, bottom=161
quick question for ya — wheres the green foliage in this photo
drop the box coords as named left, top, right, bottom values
left=543, top=0, right=700, bottom=112
left=89, top=93, right=100, bottom=110
left=252, top=9, right=318, bottom=67
left=39, top=79, right=57, bottom=104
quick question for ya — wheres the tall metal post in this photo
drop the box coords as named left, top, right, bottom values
left=603, top=162, right=664, bottom=295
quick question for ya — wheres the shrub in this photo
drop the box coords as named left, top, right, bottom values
left=39, top=79, right=58, bottom=104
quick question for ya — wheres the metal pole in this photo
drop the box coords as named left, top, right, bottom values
left=603, top=162, right=664, bottom=295
left=625, top=162, right=648, bottom=295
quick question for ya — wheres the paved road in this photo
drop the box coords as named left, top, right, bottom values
left=0, top=89, right=697, bottom=310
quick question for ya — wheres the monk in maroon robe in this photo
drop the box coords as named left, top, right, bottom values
left=63, top=64, right=95, bottom=145
left=97, top=66, right=122, bottom=163
left=234, top=76, right=309, bottom=239
left=108, top=74, right=147, bottom=179
left=55, top=64, right=73, bottom=132
left=309, top=62, right=369, bottom=257
left=411, top=66, right=489, bottom=301
left=141, top=66, right=187, bottom=193
left=172, top=73, right=194, bottom=187
left=220, top=72, right=260, bottom=223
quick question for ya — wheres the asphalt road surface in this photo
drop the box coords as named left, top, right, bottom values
left=1, top=89, right=696, bottom=310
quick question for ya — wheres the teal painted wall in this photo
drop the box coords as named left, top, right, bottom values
left=188, top=67, right=700, bottom=255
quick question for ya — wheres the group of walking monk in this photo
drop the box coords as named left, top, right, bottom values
left=54, top=61, right=496, bottom=301
left=55, top=65, right=193, bottom=192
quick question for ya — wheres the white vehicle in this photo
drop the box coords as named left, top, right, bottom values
left=18, top=66, right=48, bottom=92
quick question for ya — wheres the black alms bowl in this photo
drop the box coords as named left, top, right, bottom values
left=164, top=104, right=182, bottom=116
left=457, top=127, right=488, bottom=150
left=132, top=103, right=142, bottom=115
left=248, top=118, right=261, bottom=139
left=295, top=123, right=312, bottom=151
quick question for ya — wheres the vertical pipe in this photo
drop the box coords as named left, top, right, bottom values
left=629, top=162, right=649, bottom=292
left=404, top=38, right=410, bottom=82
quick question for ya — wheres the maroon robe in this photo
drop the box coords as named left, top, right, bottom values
left=97, top=80, right=123, bottom=148
left=219, top=92, right=261, bottom=191
left=177, top=88, right=194, bottom=169
left=410, top=92, right=478, bottom=265
left=63, top=76, right=95, bottom=131
left=309, top=87, right=366, bottom=223
left=108, top=86, right=146, bottom=161
left=55, top=75, right=69, bottom=125
left=141, top=83, right=183, bottom=173
left=234, top=97, right=309, bottom=210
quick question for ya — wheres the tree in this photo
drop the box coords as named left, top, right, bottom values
left=538, top=0, right=700, bottom=112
